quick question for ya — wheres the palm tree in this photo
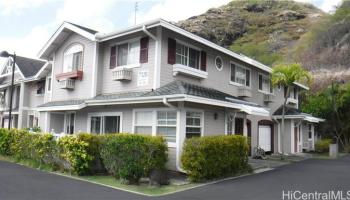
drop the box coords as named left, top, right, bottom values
left=271, top=63, right=311, bottom=159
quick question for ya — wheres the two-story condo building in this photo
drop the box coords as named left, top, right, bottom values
left=0, top=19, right=323, bottom=171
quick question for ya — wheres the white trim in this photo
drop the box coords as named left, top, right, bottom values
left=153, top=26, right=162, bottom=90
left=286, top=97, right=298, bottom=105
left=64, top=111, right=76, bottom=134
left=33, top=62, right=51, bottom=79
left=38, top=22, right=96, bottom=59
left=175, top=39, right=202, bottom=51
left=113, top=63, right=141, bottom=69
left=273, top=114, right=324, bottom=123
left=87, top=112, right=123, bottom=134
left=96, top=19, right=272, bottom=73
left=173, top=64, right=208, bottom=79
left=293, top=82, right=309, bottom=90
left=36, top=103, right=86, bottom=112
left=184, top=108, right=205, bottom=137
left=215, top=56, right=223, bottom=71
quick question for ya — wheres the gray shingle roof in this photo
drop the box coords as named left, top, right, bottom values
left=273, top=106, right=302, bottom=116
left=67, top=22, right=98, bottom=34
left=38, top=81, right=261, bottom=108
left=39, top=99, right=85, bottom=107
left=16, top=56, right=46, bottom=78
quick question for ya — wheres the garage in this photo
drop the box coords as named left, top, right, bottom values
left=258, top=124, right=273, bottom=153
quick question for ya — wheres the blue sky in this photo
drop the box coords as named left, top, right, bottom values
left=0, top=0, right=342, bottom=60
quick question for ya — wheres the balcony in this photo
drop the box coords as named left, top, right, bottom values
left=287, top=97, right=298, bottom=105
left=58, top=79, right=75, bottom=90
left=263, top=93, right=275, bottom=103
left=56, top=70, right=83, bottom=81
left=112, top=67, right=132, bottom=81
left=237, top=87, right=252, bottom=98
left=173, top=64, right=208, bottom=79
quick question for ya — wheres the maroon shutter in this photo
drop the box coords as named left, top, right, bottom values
left=110, top=45, right=116, bottom=69
left=139, top=37, right=149, bottom=63
left=200, top=51, right=207, bottom=71
left=168, top=38, right=176, bottom=64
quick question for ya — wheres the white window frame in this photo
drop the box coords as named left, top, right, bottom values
left=185, top=109, right=204, bottom=138
left=215, top=56, right=223, bottom=71
left=258, top=73, right=273, bottom=94
left=36, top=80, right=46, bottom=96
left=64, top=111, right=76, bottom=134
left=229, top=61, right=251, bottom=88
left=63, top=43, right=84, bottom=73
left=175, top=39, right=202, bottom=70
left=132, top=108, right=179, bottom=147
left=87, top=112, right=123, bottom=134
left=113, top=37, right=141, bottom=69
left=46, top=76, right=52, bottom=93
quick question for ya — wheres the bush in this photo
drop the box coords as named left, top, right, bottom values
left=315, top=139, right=332, bottom=153
left=0, top=128, right=13, bottom=155
left=77, top=133, right=105, bottom=174
left=100, top=134, right=168, bottom=184
left=58, top=136, right=93, bottom=175
left=181, top=135, right=250, bottom=182
left=31, top=133, right=58, bottom=166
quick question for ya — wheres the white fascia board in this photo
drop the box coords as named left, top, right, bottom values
left=97, top=19, right=272, bottom=73
left=36, top=103, right=87, bottom=112
left=293, top=82, right=309, bottom=90
left=273, top=114, right=324, bottom=123
left=38, top=22, right=96, bottom=59
left=34, top=62, right=52, bottom=79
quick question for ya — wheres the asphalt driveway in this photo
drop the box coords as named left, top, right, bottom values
left=0, top=155, right=349, bottom=200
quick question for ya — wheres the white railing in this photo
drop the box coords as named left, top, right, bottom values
left=263, top=93, right=275, bottom=103
left=112, top=68, right=133, bottom=81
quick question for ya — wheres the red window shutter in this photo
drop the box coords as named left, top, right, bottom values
left=110, top=45, right=116, bottom=69
left=139, top=37, right=149, bottom=63
left=200, top=51, right=207, bottom=71
left=167, top=38, right=176, bottom=64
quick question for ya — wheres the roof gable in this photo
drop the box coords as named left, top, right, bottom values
left=38, top=22, right=98, bottom=60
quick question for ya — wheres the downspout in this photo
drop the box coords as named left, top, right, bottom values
left=142, top=25, right=159, bottom=90
left=162, top=97, right=185, bottom=173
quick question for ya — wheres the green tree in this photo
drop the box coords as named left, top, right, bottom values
left=271, top=63, right=311, bottom=158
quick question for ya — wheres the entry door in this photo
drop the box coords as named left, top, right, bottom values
left=259, top=125, right=271, bottom=152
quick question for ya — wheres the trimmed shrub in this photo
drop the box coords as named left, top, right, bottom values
left=31, top=133, right=58, bottom=166
left=100, top=134, right=168, bottom=184
left=181, top=135, right=250, bottom=182
left=77, top=133, right=105, bottom=174
left=315, top=139, right=332, bottom=153
left=58, top=136, right=93, bottom=175
left=0, top=128, right=13, bottom=155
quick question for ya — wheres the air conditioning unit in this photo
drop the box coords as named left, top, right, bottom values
left=237, top=87, right=252, bottom=97
left=59, top=79, right=75, bottom=90
left=112, top=67, right=133, bottom=81
left=263, top=93, right=274, bottom=103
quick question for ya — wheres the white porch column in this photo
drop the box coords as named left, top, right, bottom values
left=243, top=114, right=248, bottom=137
left=311, top=124, right=315, bottom=150
left=42, top=112, right=51, bottom=133
left=176, top=102, right=186, bottom=172
left=17, top=82, right=25, bottom=129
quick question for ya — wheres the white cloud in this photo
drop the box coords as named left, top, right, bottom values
left=319, top=0, right=342, bottom=13
left=0, top=0, right=50, bottom=15
left=0, top=25, right=50, bottom=58
left=55, top=0, right=116, bottom=33
left=132, top=0, right=231, bottom=25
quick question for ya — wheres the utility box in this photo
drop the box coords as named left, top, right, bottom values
left=329, top=144, right=338, bottom=158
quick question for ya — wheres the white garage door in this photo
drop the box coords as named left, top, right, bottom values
left=259, top=125, right=271, bottom=152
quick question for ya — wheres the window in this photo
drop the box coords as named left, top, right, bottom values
left=90, top=115, right=121, bottom=134
left=46, top=77, right=52, bottom=92
left=36, top=80, right=45, bottom=95
left=63, top=44, right=83, bottom=72
left=65, top=112, right=75, bottom=134
left=259, top=74, right=272, bottom=93
left=117, top=40, right=140, bottom=66
left=186, top=112, right=202, bottom=138
left=134, top=111, right=153, bottom=135
left=235, top=118, right=244, bottom=135
left=215, top=56, right=223, bottom=71
left=230, top=63, right=250, bottom=87
left=156, top=111, right=177, bottom=143
left=176, top=42, right=200, bottom=69
left=308, top=124, right=312, bottom=139
left=293, top=87, right=298, bottom=99
left=226, top=113, right=234, bottom=135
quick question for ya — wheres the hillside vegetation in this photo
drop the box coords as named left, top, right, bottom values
left=177, top=0, right=350, bottom=90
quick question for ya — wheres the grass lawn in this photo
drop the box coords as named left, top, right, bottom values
left=0, top=155, right=200, bottom=196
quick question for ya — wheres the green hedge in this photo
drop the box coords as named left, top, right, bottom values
left=315, top=139, right=332, bottom=153
left=100, top=134, right=168, bottom=184
left=181, top=135, right=250, bottom=182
